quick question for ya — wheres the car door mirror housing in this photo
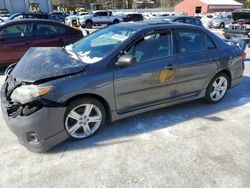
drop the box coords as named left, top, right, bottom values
left=116, top=55, right=136, bottom=67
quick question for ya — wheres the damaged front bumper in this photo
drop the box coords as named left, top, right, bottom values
left=1, top=78, right=69, bottom=152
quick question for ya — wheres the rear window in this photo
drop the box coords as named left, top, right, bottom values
left=35, top=23, right=66, bottom=36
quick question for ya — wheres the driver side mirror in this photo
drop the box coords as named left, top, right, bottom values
left=116, top=54, right=136, bottom=67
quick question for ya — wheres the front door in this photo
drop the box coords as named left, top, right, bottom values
left=114, top=30, right=178, bottom=113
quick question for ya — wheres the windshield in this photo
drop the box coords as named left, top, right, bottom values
left=70, top=25, right=137, bottom=64
left=233, top=12, right=250, bottom=21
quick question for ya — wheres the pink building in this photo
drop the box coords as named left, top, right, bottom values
left=175, top=0, right=243, bottom=16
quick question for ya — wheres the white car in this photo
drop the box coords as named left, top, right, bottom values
left=65, top=12, right=89, bottom=27
left=79, top=10, right=122, bottom=28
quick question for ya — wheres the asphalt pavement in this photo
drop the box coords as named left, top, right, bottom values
left=0, top=29, right=249, bottom=188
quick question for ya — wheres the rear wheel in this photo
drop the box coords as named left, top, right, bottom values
left=86, top=21, right=93, bottom=29
left=113, top=19, right=119, bottom=24
left=204, top=73, right=229, bottom=103
left=64, top=98, right=106, bottom=139
left=220, top=22, right=225, bottom=28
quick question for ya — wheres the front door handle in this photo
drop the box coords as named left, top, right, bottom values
left=164, top=64, right=174, bottom=70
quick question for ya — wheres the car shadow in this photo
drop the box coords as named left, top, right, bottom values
left=45, top=75, right=250, bottom=154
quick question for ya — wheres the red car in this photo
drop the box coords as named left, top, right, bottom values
left=0, top=19, right=83, bottom=67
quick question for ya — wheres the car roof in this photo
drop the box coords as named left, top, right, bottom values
left=0, top=19, right=66, bottom=27
left=165, top=16, right=199, bottom=20
left=118, top=20, right=202, bottom=30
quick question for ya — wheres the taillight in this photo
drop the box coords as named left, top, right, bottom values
left=241, top=52, right=246, bottom=60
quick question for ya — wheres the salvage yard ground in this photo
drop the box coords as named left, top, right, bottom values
left=0, top=29, right=249, bottom=188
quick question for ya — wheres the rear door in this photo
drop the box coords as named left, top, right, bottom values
left=114, top=30, right=178, bottom=113
left=32, top=22, right=68, bottom=47
left=175, top=29, right=219, bottom=98
left=0, top=23, right=33, bottom=65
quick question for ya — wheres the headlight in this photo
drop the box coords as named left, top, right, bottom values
left=11, top=85, right=53, bottom=104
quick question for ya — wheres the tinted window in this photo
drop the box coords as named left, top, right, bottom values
left=95, top=12, right=107, bottom=17
left=26, top=14, right=36, bottom=19
left=185, top=18, right=195, bottom=25
left=127, top=32, right=173, bottom=63
left=194, top=19, right=202, bottom=26
left=35, top=24, right=66, bottom=36
left=175, top=18, right=184, bottom=23
left=207, top=36, right=216, bottom=49
left=177, top=30, right=207, bottom=53
left=0, top=23, right=33, bottom=38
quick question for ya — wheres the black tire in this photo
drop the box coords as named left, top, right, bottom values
left=86, top=20, right=93, bottom=29
left=204, top=73, right=229, bottom=104
left=113, top=19, right=119, bottom=24
left=64, top=98, right=106, bottom=139
left=220, top=22, right=225, bottom=28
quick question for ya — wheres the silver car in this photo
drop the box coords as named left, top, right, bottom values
left=208, top=14, right=233, bottom=28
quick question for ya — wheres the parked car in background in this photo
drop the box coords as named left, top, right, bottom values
left=0, top=19, right=83, bottom=67
left=79, top=10, right=122, bottom=28
left=49, top=11, right=69, bottom=23
left=208, top=14, right=233, bottom=28
left=1, top=21, right=245, bottom=152
left=223, top=9, right=250, bottom=39
left=159, top=16, right=204, bottom=27
left=122, top=13, right=143, bottom=22
left=65, top=12, right=89, bottom=27
left=0, top=9, right=10, bottom=18
left=6, top=12, right=49, bottom=21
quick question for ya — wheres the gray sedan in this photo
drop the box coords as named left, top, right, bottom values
left=1, top=21, right=245, bottom=152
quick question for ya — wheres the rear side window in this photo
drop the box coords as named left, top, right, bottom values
left=0, top=23, right=33, bottom=38
left=127, top=31, right=173, bottom=63
left=175, top=18, right=184, bottom=23
left=35, top=23, right=66, bottom=36
left=185, top=18, right=195, bottom=25
left=194, top=19, right=202, bottom=26
left=177, top=30, right=211, bottom=53
left=206, top=36, right=216, bottom=49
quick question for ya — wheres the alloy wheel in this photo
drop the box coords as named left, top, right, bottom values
left=209, top=76, right=228, bottom=102
left=65, top=103, right=103, bottom=138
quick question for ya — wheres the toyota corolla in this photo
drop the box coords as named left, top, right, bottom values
left=1, top=21, right=245, bottom=152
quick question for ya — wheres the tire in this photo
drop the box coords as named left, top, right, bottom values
left=64, top=98, right=106, bottom=139
left=204, top=73, right=229, bottom=104
left=86, top=20, right=93, bottom=29
left=113, top=19, right=119, bottom=24
left=220, top=22, right=225, bottom=28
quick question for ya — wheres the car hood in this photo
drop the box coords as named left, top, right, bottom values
left=11, top=47, right=87, bottom=83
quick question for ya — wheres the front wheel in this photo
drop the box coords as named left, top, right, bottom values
left=64, top=98, right=106, bottom=139
left=204, top=73, right=229, bottom=103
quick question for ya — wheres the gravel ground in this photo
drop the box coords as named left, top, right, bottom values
left=0, top=29, right=249, bottom=188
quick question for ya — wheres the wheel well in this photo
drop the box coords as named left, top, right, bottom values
left=86, top=19, right=92, bottom=23
left=217, top=70, right=232, bottom=88
left=64, top=94, right=111, bottom=120
left=114, top=19, right=119, bottom=23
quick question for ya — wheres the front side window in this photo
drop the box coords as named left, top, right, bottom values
left=177, top=30, right=207, bottom=53
left=0, top=23, right=33, bottom=38
left=70, top=25, right=136, bottom=64
left=127, top=31, right=173, bottom=63
left=35, top=24, right=66, bottom=36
